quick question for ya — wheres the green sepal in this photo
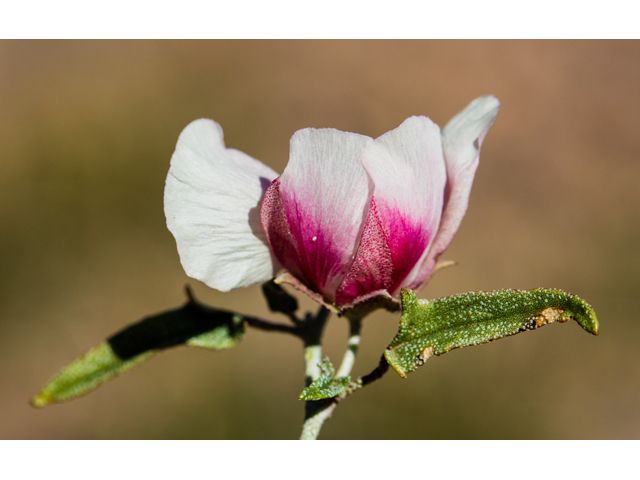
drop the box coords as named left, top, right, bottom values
left=299, top=358, right=350, bottom=401
left=32, top=288, right=246, bottom=407
left=385, top=288, right=599, bottom=378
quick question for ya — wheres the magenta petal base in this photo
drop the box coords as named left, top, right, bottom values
left=275, top=271, right=400, bottom=318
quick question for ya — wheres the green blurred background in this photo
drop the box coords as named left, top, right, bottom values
left=1, top=40, right=638, bottom=439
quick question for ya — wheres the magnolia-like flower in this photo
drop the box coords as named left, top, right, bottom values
left=165, top=96, right=500, bottom=314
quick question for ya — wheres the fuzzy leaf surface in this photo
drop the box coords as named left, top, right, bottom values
left=385, top=288, right=599, bottom=377
left=299, top=358, right=350, bottom=401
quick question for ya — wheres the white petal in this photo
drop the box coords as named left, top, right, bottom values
left=360, top=116, right=447, bottom=292
left=411, top=95, right=500, bottom=289
left=442, top=94, right=501, bottom=176
left=164, top=119, right=278, bottom=291
left=277, top=128, right=373, bottom=298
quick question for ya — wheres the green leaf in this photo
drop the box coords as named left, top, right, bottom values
left=299, top=358, right=351, bottom=401
left=107, top=288, right=245, bottom=358
left=32, top=288, right=246, bottom=407
left=31, top=342, right=157, bottom=408
left=186, top=313, right=244, bottom=350
left=385, top=288, right=599, bottom=378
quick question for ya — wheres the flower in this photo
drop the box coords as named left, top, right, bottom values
left=164, top=96, right=500, bottom=313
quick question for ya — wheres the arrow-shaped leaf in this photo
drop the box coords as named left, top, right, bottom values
left=299, top=358, right=350, bottom=401
left=31, top=288, right=245, bottom=407
left=385, top=288, right=599, bottom=378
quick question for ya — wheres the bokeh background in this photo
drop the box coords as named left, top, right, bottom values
left=2, top=40, right=639, bottom=439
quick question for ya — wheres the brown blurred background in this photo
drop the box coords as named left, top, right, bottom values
left=1, top=40, right=638, bottom=439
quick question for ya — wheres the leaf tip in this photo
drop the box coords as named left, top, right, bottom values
left=579, top=308, right=599, bottom=336
left=587, top=317, right=599, bottom=336
left=563, top=292, right=599, bottom=336
left=587, top=311, right=599, bottom=336
left=30, top=393, right=50, bottom=409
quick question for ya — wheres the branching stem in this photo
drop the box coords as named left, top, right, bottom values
left=243, top=316, right=299, bottom=335
left=299, top=313, right=386, bottom=440
left=188, top=285, right=387, bottom=439
left=299, top=352, right=390, bottom=440
left=186, top=285, right=300, bottom=336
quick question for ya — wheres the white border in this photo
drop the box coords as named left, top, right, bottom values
left=2, top=1, right=638, bottom=39
left=2, top=440, right=638, bottom=478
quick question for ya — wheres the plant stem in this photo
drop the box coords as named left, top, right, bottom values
left=244, top=315, right=299, bottom=335
left=335, top=317, right=362, bottom=379
left=302, top=307, right=330, bottom=385
left=299, top=314, right=364, bottom=440
left=304, top=344, right=323, bottom=386
left=186, top=284, right=299, bottom=336
left=299, top=399, right=335, bottom=440
left=299, top=353, right=390, bottom=440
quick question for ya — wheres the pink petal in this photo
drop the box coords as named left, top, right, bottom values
left=410, top=95, right=501, bottom=289
left=261, top=128, right=373, bottom=301
left=261, top=178, right=310, bottom=288
left=334, top=197, right=394, bottom=304
left=336, top=116, right=447, bottom=304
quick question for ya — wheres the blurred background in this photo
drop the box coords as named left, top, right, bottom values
left=1, top=40, right=638, bottom=439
